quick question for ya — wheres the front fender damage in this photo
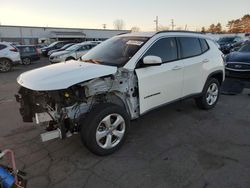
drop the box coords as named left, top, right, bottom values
left=16, top=69, right=139, bottom=142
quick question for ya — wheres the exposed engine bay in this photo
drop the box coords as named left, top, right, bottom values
left=15, top=69, right=139, bottom=141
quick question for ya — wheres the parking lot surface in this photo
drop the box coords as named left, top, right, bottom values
left=0, top=58, right=250, bottom=188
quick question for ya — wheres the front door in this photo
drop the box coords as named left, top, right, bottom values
left=135, top=37, right=183, bottom=114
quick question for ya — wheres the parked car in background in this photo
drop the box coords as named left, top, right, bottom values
left=47, top=43, right=76, bottom=56
left=89, top=41, right=103, bottom=45
left=41, top=41, right=71, bottom=56
left=225, top=41, right=250, bottom=79
left=218, top=36, right=244, bottom=54
left=36, top=44, right=48, bottom=54
left=0, top=42, right=21, bottom=72
left=49, top=42, right=96, bottom=63
left=16, top=31, right=225, bottom=155
left=16, top=45, right=40, bottom=65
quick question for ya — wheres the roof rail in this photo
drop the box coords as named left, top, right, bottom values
left=156, top=30, right=204, bottom=35
left=117, top=32, right=131, bottom=35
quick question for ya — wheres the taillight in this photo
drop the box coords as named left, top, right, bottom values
left=10, top=48, right=18, bottom=52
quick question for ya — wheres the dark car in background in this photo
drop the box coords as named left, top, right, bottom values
left=16, top=45, right=40, bottom=65
left=41, top=41, right=71, bottom=56
left=218, top=36, right=244, bottom=54
left=36, top=43, right=48, bottom=55
left=225, top=42, right=250, bottom=79
left=47, top=43, right=76, bottom=56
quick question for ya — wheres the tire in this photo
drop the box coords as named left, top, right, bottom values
left=65, top=57, right=75, bottom=61
left=22, top=57, right=31, bottom=65
left=195, top=78, right=220, bottom=110
left=80, top=103, right=130, bottom=156
left=0, top=58, right=12, bottom=72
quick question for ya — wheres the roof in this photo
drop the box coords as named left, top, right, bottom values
left=50, top=31, right=86, bottom=38
left=119, top=31, right=212, bottom=40
left=0, top=24, right=130, bottom=32
left=119, top=32, right=156, bottom=37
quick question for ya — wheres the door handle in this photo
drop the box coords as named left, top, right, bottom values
left=172, top=66, right=182, bottom=70
left=202, top=59, right=209, bottom=63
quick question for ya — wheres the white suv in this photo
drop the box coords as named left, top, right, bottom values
left=0, top=42, right=21, bottom=72
left=16, top=31, right=225, bottom=155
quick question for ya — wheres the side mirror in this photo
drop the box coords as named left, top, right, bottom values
left=143, top=55, right=162, bottom=65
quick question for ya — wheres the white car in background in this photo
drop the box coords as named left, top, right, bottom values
left=0, top=42, right=21, bottom=72
left=49, top=42, right=97, bottom=63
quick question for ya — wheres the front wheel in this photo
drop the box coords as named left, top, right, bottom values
left=195, top=78, right=220, bottom=110
left=80, top=103, right=130, bottom=156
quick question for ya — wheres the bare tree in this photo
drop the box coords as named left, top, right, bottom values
left=113, top=19, right=125, bottom=30
left=131, top=26, right=140, bottom=32
left=201, top=27, right=206, bottom=33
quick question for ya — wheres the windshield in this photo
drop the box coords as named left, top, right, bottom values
left=66, top=44, right=81, bottom=51
left=81, top=36, right=149, bottom=67
left=218, top=37, right=234, bottom=43
left=238, top=43, right=250, bottom=52
left=61, top=43, right=73, bottom=50
left=48, top=42, right=59, bottom=47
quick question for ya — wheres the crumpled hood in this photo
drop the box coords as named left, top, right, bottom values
left=17, top=60, right=117, bottom=91
left=226, top=52, right=250, bottom=63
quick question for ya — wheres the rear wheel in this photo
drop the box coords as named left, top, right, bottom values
left=81, top=103, right=130, bottom=156
left=0, top=58, right=12, bottom=72
left=22, top=57, right=31, bottom=65
left=195, top=78, right=220, bottom=110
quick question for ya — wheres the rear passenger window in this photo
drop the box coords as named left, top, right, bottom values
left=179, top=37, right=202, bottom=58
left=0, top=44, right=6, bottom=50
left=199, top=39, right=209, bottom=52
left=144, top=38, right=178, bottom=63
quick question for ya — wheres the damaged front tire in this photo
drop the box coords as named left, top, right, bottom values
left=80, top=103, right=130, bottom=156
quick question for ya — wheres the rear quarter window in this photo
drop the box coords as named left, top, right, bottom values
left=179, top=37, right=202, bottom=58
left=199, top=39, right=209, bottom=52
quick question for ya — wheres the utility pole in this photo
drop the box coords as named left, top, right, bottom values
left=185, top=24, right=188, bottom=30
left=171, top=19, right=175, bottom=30
left=154, top=16, right=159, bottom=31
left=102, top=24, right=107, bottom=29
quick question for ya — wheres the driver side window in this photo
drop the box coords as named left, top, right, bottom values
left=143, top=37, right=178, bottom=63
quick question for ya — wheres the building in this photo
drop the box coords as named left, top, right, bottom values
left=0, top=25, right=130, bottom=45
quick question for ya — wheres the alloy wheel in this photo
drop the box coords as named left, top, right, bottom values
left=96, top=113, right=126, bottom=149
left=0, top=60, right=11, bottom=72
left=206, top=83, right=218, bottom=105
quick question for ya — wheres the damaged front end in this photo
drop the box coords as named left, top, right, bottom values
left=15, top=69, right=139, bottom=142
left=15, top=84, right=87, bottom=141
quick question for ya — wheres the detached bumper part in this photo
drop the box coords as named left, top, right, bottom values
left=35, top=112, right=55, bottom=124
left=40, top=128, right=62, bottom=142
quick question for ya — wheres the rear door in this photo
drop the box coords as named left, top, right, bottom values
left=178, top=37, right=208, bottom=97
left=135, top=37, right=183, bottom=114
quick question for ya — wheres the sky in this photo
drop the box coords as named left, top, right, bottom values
left=0, top=0, right=249, bottom=31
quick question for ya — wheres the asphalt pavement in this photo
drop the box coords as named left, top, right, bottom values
left=0, top=58, right=250, bottom=188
